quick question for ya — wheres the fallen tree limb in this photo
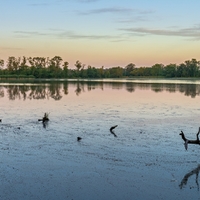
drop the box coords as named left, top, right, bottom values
left=179, top=127, right=200, bottom=150
left=38, top=112, right=49, bottom=123
left=110, top=125, right=118, bottom=137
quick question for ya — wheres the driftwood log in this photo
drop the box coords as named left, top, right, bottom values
left=179, top=127, right=200, bottom=150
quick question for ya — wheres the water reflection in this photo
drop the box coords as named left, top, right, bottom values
left=179, top=165, right=200, bottom=190
left=0, top=81, right=200, bottom=100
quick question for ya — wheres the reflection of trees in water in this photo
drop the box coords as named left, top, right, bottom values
left=125, top=83, right=135, bottom=92
left=2, top=81, right=200, bottom=100
left=63, top=82, right=68, bottom=95
left=179, top=165, right=200, bottom=190
left=75, top=82, right=84, bottom=96
left=6, top=85, right=30, bottom=100
left=48, top=83, right=62, bottom=100
left=5, top=84, right=63, bottom=100
left=111, top=83, right=123, bottom=90
left=133, top=83, right=200, bottom=98
left=179, top=84, right=200, bottom=98
left=29, top=85, right=47, bottom=100
left=87, top=82, right=103, bottom=91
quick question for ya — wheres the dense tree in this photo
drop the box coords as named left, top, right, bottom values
left=0, top=59, right=4, bottom=75
left=99, top=66, right=105, bottom=78
left=48, top=56, right=63, bottom=78
left=28, top=57, right=47, bottom=68
left=184, top=59, right=199, bottom=77
left=164, top=64, right=177, bottom=77
left=87, top=66, right=95, bottom=78
left=18, top=56, right=30, bottom=75
left=63, top=61, right=69, bottom=78
left=109, top=66, right=123, bottom=78
left=151, top=64, right=164, bottom=76
left=0, top=59, right=4, bottom=69
left=49, top=56, right=62, bottom=68
left=131, top=67, right=151, bottom=76
left=7, top=56, right=21, bottom=73
left=176, top=63, right=185, bottom=77
left=124, top=63, right=135, bottom=76
left=75, top=60, right=85, bottom=77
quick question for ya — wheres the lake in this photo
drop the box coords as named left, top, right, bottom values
left=1, top=79, right=200, bottom=200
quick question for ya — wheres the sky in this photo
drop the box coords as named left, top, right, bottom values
left=1, top=0, right=200, bottom=68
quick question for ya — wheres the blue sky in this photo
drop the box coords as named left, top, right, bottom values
left=1, top=0, right=200, bottom=68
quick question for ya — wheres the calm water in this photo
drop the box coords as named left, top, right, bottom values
left=1, top=79, right=200, bottom=200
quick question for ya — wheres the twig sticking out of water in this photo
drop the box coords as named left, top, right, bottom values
left=38, top=112, right=50, bottom=123
left=43, top=112, right=49, bottom=123
left=110, top=125, right=118, bottom=137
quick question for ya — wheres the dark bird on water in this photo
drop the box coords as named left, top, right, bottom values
left=77, top=137, right=82, bottom=141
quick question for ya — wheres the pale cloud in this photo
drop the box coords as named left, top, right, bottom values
left=79, top=7, right=135, bottom=15
left=120, top=24, right=200, bottom=40
left=57, top=30, right=115, bottom=40
left=79, top=7, right=154, bottom=16
left=116, top=16, right=149, bottom=23
left=14, top=31, right=49, bottom=38
left=78, top=7, right=155, bottom=25
left=13, top=30, right=126, bottom=41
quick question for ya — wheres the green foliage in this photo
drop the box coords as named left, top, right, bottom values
left=0, top=59, right=4, bottom=68
left=124, top=63, right=135, bottom=76
left=0, top=56, right=200, bottom=79
left=164, top=64, right=177, bottom=78
left=0, top=74, right=34, bottom=79
left=109, top=67, right=123, bottom=78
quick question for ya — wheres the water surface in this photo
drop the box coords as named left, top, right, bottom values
left=1, top=80, right=200, bottom=200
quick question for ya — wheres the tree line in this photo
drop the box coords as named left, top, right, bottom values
left=0, top=56, right=200, bottom=79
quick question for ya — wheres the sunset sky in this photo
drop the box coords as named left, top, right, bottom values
left=1, top=0, right=200, bottom=68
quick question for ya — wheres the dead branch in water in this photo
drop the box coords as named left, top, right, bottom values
left=179, top=127, right=200, bottom=150
left=38, top=112, right=50, bottom=123
left=110, top=125, right=118, bottom=137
